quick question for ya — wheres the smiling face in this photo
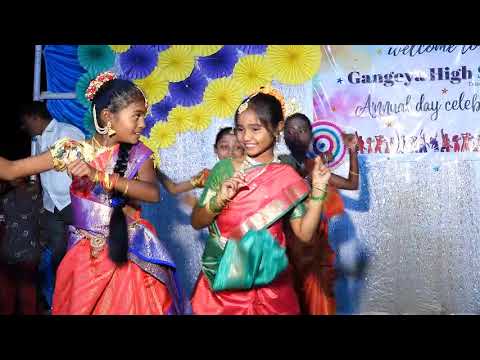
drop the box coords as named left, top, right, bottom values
left=235, top=108, right=281, bottom=163
left=103, top=100, right=147, bottom=144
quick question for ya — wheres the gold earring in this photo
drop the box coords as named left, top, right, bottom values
left=107, top=121, right=116, bottom=137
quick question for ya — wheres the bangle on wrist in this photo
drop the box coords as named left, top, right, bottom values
left=208, top=195, right=224, bottom=214
left=310, top=192, right=327, bottom=201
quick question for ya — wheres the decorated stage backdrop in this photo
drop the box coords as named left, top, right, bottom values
left=42, top=45, right=480, bottom=313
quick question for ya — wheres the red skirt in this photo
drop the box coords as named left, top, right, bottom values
left=52, top=238, right=172, bottom=315
left=191, top=266, right=300, bottom=315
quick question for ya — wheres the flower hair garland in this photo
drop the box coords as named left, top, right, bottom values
left=238, top=84, right=287, bottom=116
left=85, top=71, right=117, bottom=101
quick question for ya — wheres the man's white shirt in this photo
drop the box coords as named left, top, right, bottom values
left=31, top=119, right=85, bottom=212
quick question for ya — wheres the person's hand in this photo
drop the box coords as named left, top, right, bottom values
left=311, top=156, right=330, bottom=193
left=343, top=133, right=358, bottom=152
left=66, top=159, right=96, bottom=181
left=218, top=171, right=247, bottom=205
left=319, top=151, right=334, bottom=165
left=190, top=168, right=210, bottom=188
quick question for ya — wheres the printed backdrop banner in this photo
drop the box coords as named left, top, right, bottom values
left=313, top=45, right=480, bottom=154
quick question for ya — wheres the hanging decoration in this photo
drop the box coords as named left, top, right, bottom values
left=168, top=68, right=208, bottom=107
left=203, top=77, right=243, bottom=119
left=265, top=45, right=322, bottom=85
left=232, top=55, right=273, bottom=95
left=119, top=45, right=159, bottom=80
left=197, top=45, right=238, bottom=79
left=78, top=45, right=115, bottom=74
left=156, top=45, right=195, bottom=82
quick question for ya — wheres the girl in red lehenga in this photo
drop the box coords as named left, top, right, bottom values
left=280, top=113, right=359, bottom=315
left=0, top=72, right=182, bottom=315
left=189, top=86, right=331, bottom=315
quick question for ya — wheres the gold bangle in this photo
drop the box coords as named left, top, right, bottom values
left=205, top=199, right=220, bottom=215
left=190, top=177, right=200, bottom=188
left=93, top=170, right=99, bottom=183
left=350, top=170, right=359, bottom=176
left=122, top=181, right=129, bottom=196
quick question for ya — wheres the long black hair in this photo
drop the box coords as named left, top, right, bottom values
left=91, top=78, right=145, bottom=265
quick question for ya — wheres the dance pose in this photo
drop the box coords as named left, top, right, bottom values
left=0, top=72, right=182, bottom=315
left=189, top=86, right=331, bottom=315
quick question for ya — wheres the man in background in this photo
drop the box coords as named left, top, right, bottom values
left=20, top=101, right=84, bottom=311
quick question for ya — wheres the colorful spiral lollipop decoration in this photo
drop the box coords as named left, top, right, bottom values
left=306, top=120, right=347, bottom=169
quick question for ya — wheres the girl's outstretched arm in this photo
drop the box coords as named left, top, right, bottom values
left=0, top=152, right=54, bottom=181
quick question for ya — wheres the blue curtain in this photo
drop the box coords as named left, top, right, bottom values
left=43, top=45, right=88, bottom=134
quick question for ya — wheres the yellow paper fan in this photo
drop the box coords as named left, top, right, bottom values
left=203, top=78, right=243, bottom=119
left=266, top=45, right=322, bottom=85
left=167, top=106, right=193, bottom=133
left=191, top=45, right=223, bottom=57
left=156, top=45, right=195, bottom=82
left=188, top=104, right=212, bottom=132
left=109, top=45, right=130, bottom=53
left=148, top=121, right=177, bottom=149
left=232, top=55, right=273, bottom=95
left=140, top=135, right=161, bottom=168
left=134, top=68, right=168, bottom=104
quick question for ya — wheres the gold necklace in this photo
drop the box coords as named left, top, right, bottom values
left=240, top=154, right=278, bottom=185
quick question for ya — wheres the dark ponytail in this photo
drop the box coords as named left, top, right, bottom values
left=108, top=142, right=133, bottom=265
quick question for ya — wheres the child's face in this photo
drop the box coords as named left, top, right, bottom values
left=214, top=134, right=244, bottom=160
left=235, top=108, right=280, bottom=161
left=108, top=100, right=147, bottom=144
left=284, top=117, right=312, bottom=152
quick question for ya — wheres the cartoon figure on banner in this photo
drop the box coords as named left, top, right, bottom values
left=461, top=132, right=474, bottom=152
left=419, top=130, right=428, bottom=153
left=374, top=135, right=384, bottom=154
left=384, top=139, right=390, bottom=154
left=452, top=135, right=461, bottom=152
left=366, top=137, right=373, bottom=154
left=356, top=132, right=365, bottom=154
left=409, top=135, right=419, bottom=153
left=473, top=134, right=480, bottom=152
left=429, top=133, right=439, bottom=152
left=441, top=129, right=452, bottom=152
left=389, top=134, right=400, bottom=154
left=306, top=120, right=347, bottom=170
left=399, top=135, right=406, bottom=153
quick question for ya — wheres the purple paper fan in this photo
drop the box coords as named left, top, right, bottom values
left=168, top=68, right=208, bottom=106
left=197, top=45, right=238, bottom=79
left=142, top=114, right=157, bottom=136
left=119, top=45, right=158, bottom=80
left=148, top=45, right=170, bottom=52
left=234, top=45, right=267, bottom=55
left=151, top=96, right=175, bottom=122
